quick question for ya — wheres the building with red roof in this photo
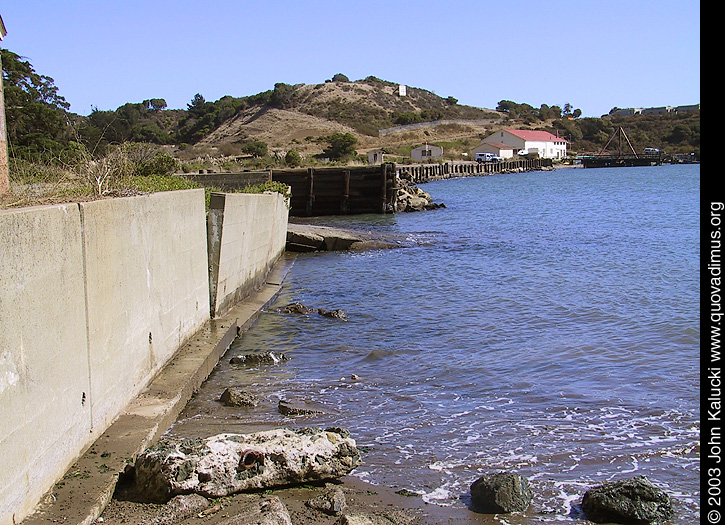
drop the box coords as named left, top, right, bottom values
left=479, top=129, right=568, bottom=159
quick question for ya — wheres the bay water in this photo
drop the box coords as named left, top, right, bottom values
left=171, top=164, right=700, bottom=523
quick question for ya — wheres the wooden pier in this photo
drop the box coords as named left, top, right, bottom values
left=271, top=164, right=396, bottom=216
left=397, top=158, right=553, bottom=184
left=181, top=159, right=552, bottom=217
left=580, top=154, right=662, bottom=168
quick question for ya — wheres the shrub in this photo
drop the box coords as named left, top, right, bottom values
left=285, top=150, right=302, bottom=167
left=323, top=133, right=358, bottom=160
left=242, top=140, right=269, bottom=158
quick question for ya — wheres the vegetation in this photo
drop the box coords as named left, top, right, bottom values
left=284, top=149, right=302, bottom=167
left=2, top=49, right=71, bottom=161
left=1, top=48, right=700, bottom=209
left=322, top=133, right=358, bottom=161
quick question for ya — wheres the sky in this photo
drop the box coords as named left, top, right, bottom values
left=1, top=1, right=700, bottom=118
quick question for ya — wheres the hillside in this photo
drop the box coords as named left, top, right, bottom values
left=165, top=77, right=699, bottom=161
left=185, top=76, right=504, bottom=159
left=3, top=44, right=699, bottom=165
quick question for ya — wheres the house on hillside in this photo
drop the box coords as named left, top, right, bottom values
left=471, top=142, right=515, bottom=160
left=411, top=144, right=443, bottom=162
left=481, top=129, right=567, bottom=159
left=367, top=150, right=385, bottom=164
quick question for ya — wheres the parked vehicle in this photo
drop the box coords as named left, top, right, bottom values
left=643, top=148, right=660, bottom=155
left=475, top=152, right=502, bottom=163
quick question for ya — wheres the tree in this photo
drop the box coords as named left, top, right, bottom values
left=242, top=140, right=268, bottom=158
left=285, top=149, right=302, bottom=167
left=187, top=93, right=208, bottom=117
left=270, top=83, right=296, bottom=109
left=144, top=98, right=167, bottom=111
left=331, top=73, right=350, bottom=82
left=1, top=48, right=70, bottom=159
left=323, top=133, right=357, bottom=160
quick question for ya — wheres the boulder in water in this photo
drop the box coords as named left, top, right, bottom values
left=581, top=476, right=674, bottom=524
left=469, top=472, right=532, bottom=514
left=219, top=387, right=259, bottom=407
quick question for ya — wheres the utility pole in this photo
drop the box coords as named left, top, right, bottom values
left=0, top=15, right=8, bottom=196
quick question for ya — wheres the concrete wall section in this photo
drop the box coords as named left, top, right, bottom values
left=0, top=204, right=91, bottom=525
left=209, top=192, right=288, bottom=317
left=80, top=189, right=210, bottom=432
left=0, top=188, right=287, bottom=524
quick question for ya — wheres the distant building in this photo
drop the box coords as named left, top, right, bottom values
left=471, top=141, right=515, bottom=159
left=675, top=104, right=700, bottom=113
left=411, top=144, right=442, bottom=162
left=481, top=129, right=567, bottom=159
left=641, top=106, right=674, bottom=115
left=611, top=108, right=643, bottom=117
left=611, top=104, right=699, bottom=116
left=367, top=150, right=385, bottom=164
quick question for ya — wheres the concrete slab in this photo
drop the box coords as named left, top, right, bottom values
left=20, top=254, right=296, bottom=525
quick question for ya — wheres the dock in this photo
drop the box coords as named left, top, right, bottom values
left=183, top=159, right=553, bottom=217
left=580, top=153, right=662, bottom=168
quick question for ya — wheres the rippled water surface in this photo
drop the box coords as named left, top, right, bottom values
left=171, top=164, right=700, bottom=523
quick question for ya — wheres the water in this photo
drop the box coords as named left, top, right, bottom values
left=170, top=164, right=700, bottom=523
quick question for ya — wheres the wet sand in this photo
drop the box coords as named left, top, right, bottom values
left=99, top=473, right=502, bottom=524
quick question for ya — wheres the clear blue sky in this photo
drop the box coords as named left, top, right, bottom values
left=2, top=0, right=700, bottom=118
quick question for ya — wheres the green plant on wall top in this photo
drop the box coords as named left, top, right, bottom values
left=241, top=181, right=291, bottom=209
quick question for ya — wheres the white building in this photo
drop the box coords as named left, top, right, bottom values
left=471, top=141, right=515, bottom=159
left=367, top=150, right=385, bottom=164
left=411, top=144, right=443, bottom=162
left=481, top=129, right=568, bottom=159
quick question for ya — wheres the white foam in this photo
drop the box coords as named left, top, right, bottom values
left=421, top=487, right=452, bottom=505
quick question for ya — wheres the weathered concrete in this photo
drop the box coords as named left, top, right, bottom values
left=0, top=203, right=90, bottom=525
left=19, top=255, right=296, bottom=525
left=80, top=190, right=210, bottom=434
left=208, top=192, right=288, bottom=318
left=286, top=223, right=409, bottom=252
left=0, top=189, right=292, bottom=525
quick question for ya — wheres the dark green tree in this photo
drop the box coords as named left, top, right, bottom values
left=187, top=93, right=208, bottom=117
left=144, top=98, right=167, bottom=111
left=323, top=132, right=357, bottom=160
left=242, top=140, right=268, bottom=158
left=1, top=49, right=70, bottom=158
left=270, top=83, right=296, bottom=109
left=285, top=149, right=302, bottom=167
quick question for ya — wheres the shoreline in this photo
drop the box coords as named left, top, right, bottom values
left=88, top=242, right=492, bottom=524
left=100, top=473, right=494, bottom=524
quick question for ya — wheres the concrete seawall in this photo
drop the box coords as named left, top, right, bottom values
left=0, top=189, right=289, bottom=525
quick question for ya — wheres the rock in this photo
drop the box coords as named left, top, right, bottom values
left=286, top=223, right=407, bottom=252
left=286, top=230, right=326, bottom=252
left=581, top=476, right=674, bottom=524
left=281, top=302, right=348, bottom=320
left=229, top=352, right=288, bottom=365
left=219, top=387, right=259, bottom=407
left=281, top=302, right=316, bottom=315
left=336, top=515, right=375, bottom=525
left=133, top=428, right=362, bottom=502
left=395, top=180, right=445, bottom=212
left=469, top=472, right=532, bottom=514
left=278, top=399, right=327, bottom=416
left=157, top=494, right=210, bottom=525
left=317, top=308, right=349, bottom=321
left=215, top=497, right=292, bottom=525
left=306, top=486, right=348, bottom=515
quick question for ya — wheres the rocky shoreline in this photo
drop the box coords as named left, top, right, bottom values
left=97, top=192, right=676, bottom=524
